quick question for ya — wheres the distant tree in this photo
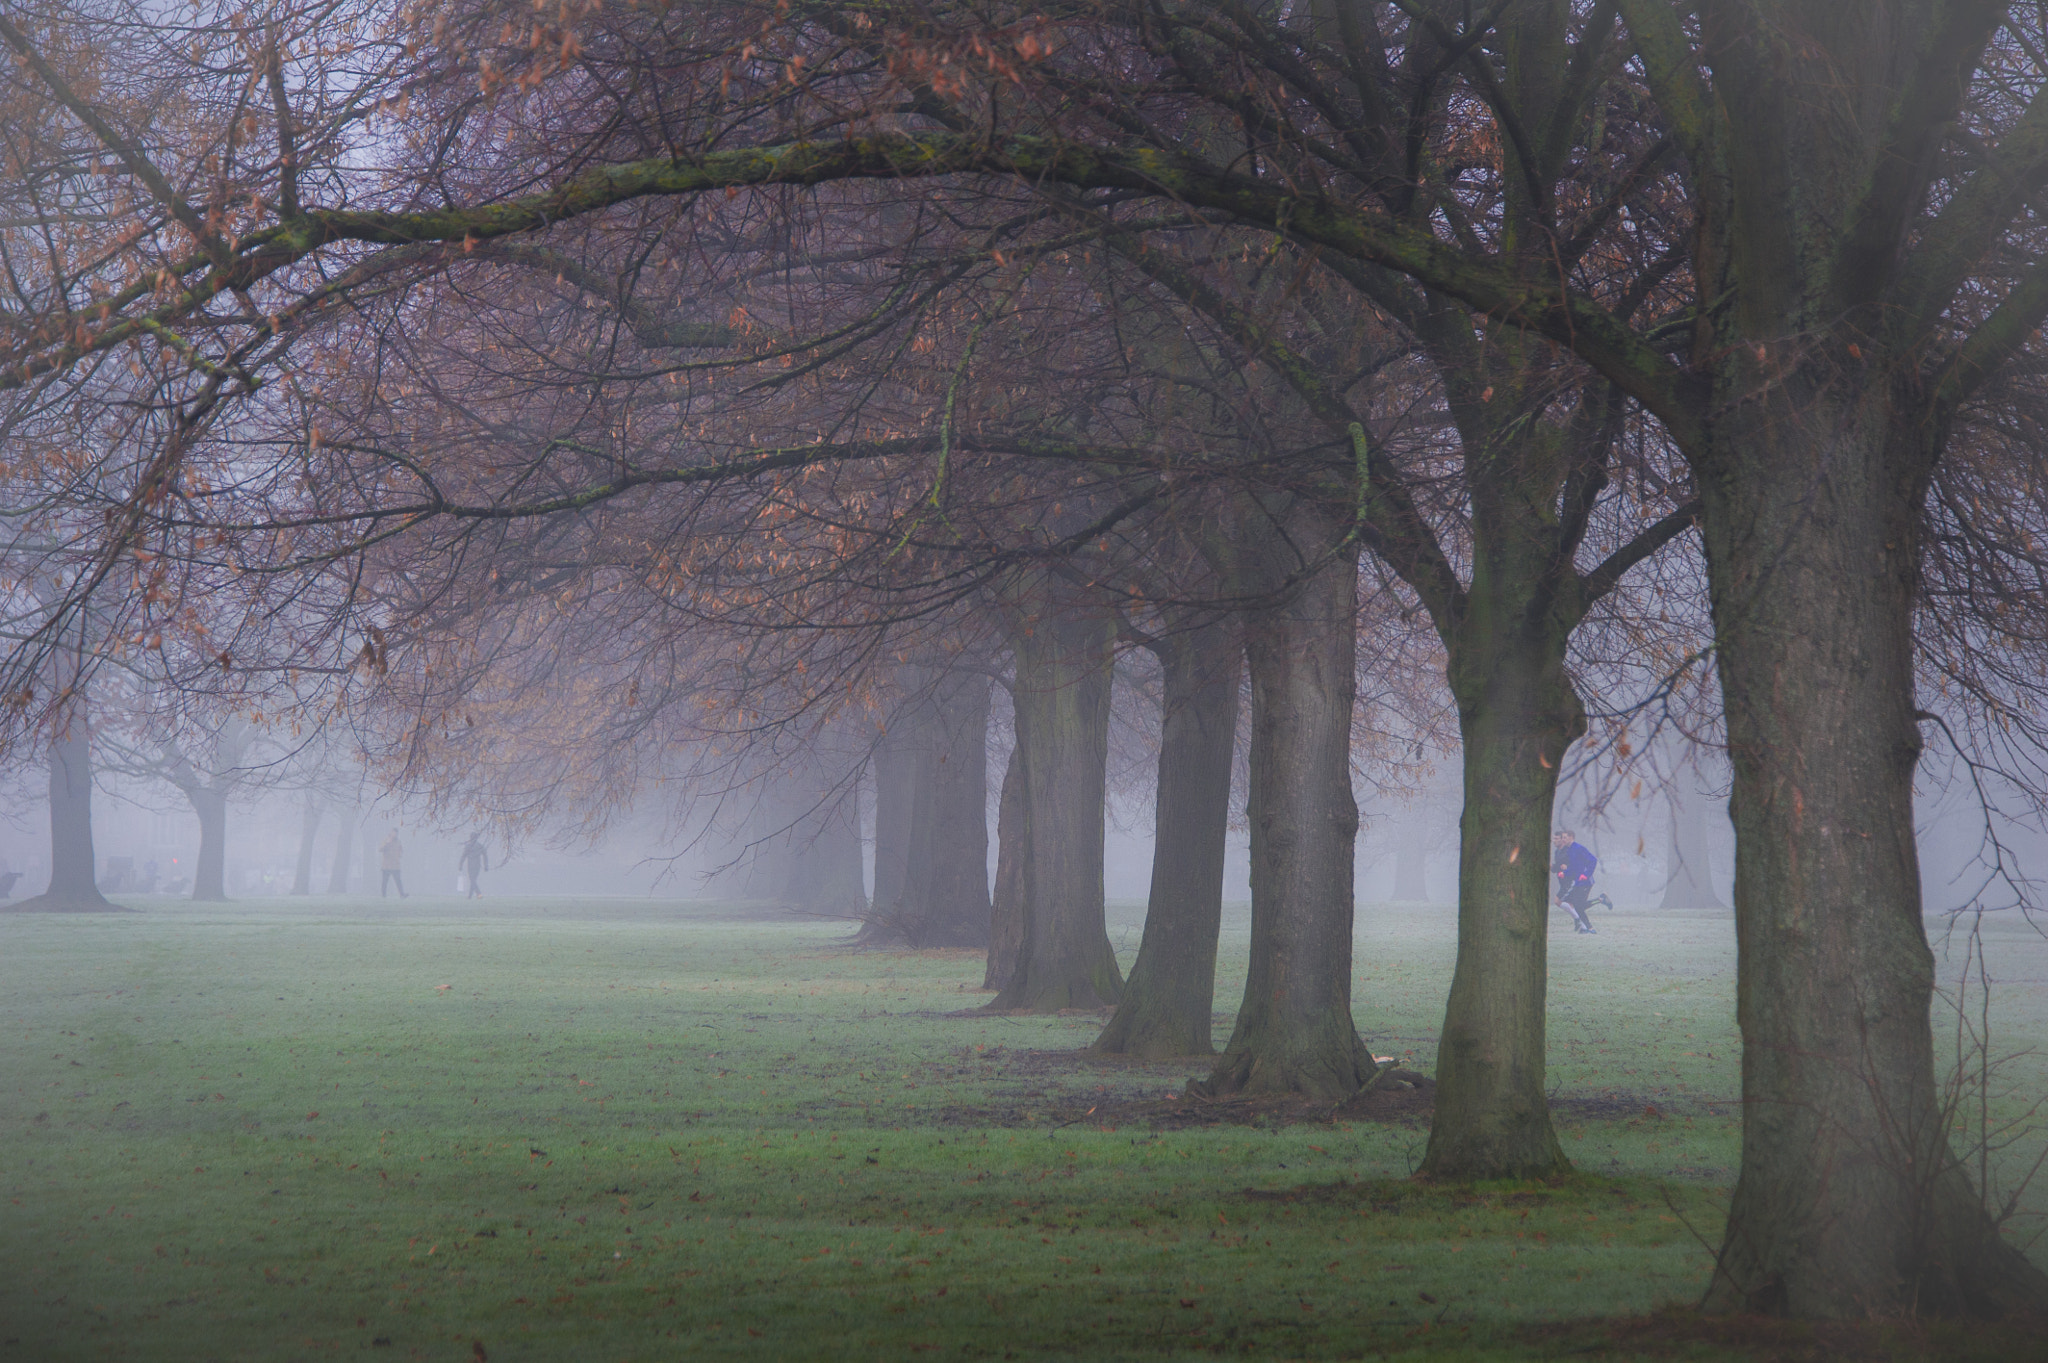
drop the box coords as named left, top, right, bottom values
left=14, top=688, right=116, bottom=913
left=984, top=571, right=1123, bottom=1009
left=98, top=709, right=270, bottom=902
left=1089, top=599, right=1240, bottom=1058
left=702, top=725, right=870, bottom=923
left=864, top=663, right=991, bottom=947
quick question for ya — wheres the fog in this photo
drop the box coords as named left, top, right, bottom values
left=16, top=728, right=2040, bottom=925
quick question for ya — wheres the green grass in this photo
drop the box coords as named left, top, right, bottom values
left=1, top=896, right=2042, bottom=1361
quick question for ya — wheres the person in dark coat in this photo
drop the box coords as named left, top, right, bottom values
left=460, top=834, right=488, bottom=899
left=1551, top=829, right=1600, bottom=934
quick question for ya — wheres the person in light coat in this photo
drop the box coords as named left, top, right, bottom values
left=379, top=830, right=408, bottom=899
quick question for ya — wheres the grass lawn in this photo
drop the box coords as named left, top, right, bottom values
left=1, top=894, right=2043, bottom=1361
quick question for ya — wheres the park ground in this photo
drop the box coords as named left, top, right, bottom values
left=1, top=894, right=2044, bottom=1362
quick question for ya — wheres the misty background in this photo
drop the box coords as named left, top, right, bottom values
left=12, top=718, right=2036, bottom=920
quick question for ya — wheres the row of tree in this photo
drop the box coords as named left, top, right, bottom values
left=3, top=0, right=2047, bottom=1320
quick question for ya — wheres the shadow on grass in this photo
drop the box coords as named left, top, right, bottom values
left=1528, top=1305, right=2048, bottom=1361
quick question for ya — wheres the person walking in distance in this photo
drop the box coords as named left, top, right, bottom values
left=1551, top=829, right=1599, bottom=934
left=459, top=834, right=487, bottom=899
left=379, top=830, right=407, bottom=899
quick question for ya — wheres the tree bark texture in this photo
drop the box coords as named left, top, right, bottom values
left=1647, top=3, right=2048, bottom=1314
left=1093, top=618, right=1240, bottom=1057
left=11, top=709, right=118, bottom=912
left=988, top=600, right=1121, bottom=1011
left=1403, top=66, right=1614, bottom=1170
left=1199, top=501, right=1367, bottom=1098
left=983, top=740, right=1028, bottom=990
left=1421, top=630, right=1581, bottom=1179
left=292, top=795, right=325, bottom=895
left=327, top=808, right=356, bottom=894
left=1695, top=380, right=2048, bottom=1318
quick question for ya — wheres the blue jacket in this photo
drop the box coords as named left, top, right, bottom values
left=1552, top=841, right=1597, bottom=889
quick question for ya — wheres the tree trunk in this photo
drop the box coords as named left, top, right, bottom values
left=870, top=724, right=912, bottom=915
left=731, top=763, right=869, bottom=919
left=292, top=794, right=325, bottom=895
left=729, top=795, right=787, bottom=901
left=861, top=669, right=991, bottom=947
left=1093, top=619, right=1240, bottom=1057
left=988, top=598, right=1121, bottom=1011
left=1420, top=629, right=1581, bottom=1179
left=1659, top=770, right=1724, bottom=910
left=1401, top=267, right=1607, bottom=1177
left=327, top=808, right=356, bottom=894
left=909, top=669, right=992, bottom=946
left=9, top=709, right=118, bottom=912
left=1198, top=501, right=1368, bottom=1098
left=983, top=739, right=1028, bottom=990
left=1697, top=388, right=2048, bottom=1318
left=189, top=786, right=230, bottom=901
left=780, top=787, right=868, bottom=920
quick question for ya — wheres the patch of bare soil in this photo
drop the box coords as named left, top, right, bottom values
left=1524, top=1306, right=2048, bottom=1362
left=920, top=1045, right=1737, bottom=1137
left=921, top=1045, right=1442, bottom=1130
left=1128, top=1071, right=1440, bottom=1132
left=1239, top=1181, right=1562, bottom=1209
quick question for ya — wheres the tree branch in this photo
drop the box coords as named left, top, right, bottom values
left=1582, top=497, right=1701, bottom=604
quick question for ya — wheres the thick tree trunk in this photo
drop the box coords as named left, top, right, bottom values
left=861, top=669, right=991, bottom=947
left=1421, top=633, right=1580, bottom=1179
left=189, top=786, right=230, bottom=901
left=327, top=808, right=356, bottom=894
left=1403, top=274, right=1604, bottom=1177
left=1697, top=391, right=2048, bottom=1318
left=292, top=794, right=324, bottom=895
left=983, top=740, right=1028, bottom=990
left=1199, top=502, right=1368, bottom=1098
left=911, top=669, right=992, bottom=946
left=988, top=600, right=1121, bottom=1011
left=1093, top=619, right=1240, bottom=1057
left=9, top=712, right=119, bottom=912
